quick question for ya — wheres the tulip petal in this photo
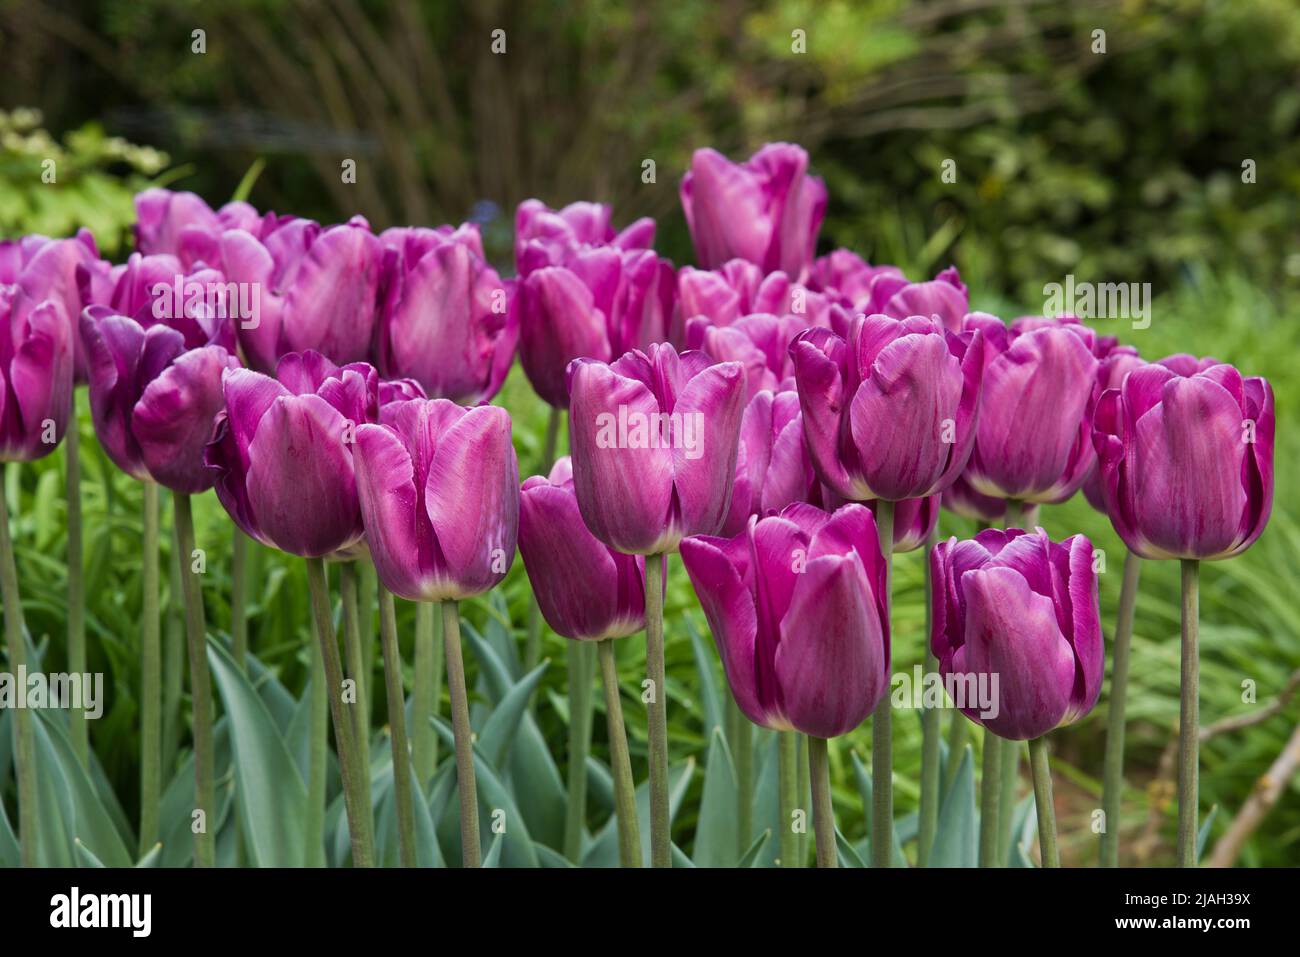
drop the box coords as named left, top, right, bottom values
left=132, top=345, right=236, bottom=493
left=672, top=359, right=745, bottom=538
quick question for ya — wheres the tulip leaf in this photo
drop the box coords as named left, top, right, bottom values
left=483, top=832, right=504, bottom=868
left=135, top=843, right=162, bottom=868
left=372, top=748, right=443, bottom=868
left=750, top=733, right=782, bottom=867
left=582, top=759, right=696, bottom=867
left=584, top=755, right=615, bottom=818
left=535, top=842, right=575, bottom=867
left=1008, top=794, right=1037, bottom=868
left=0, top=797, right=18, bottom=868
left=672, top=842, right=696, bottom=867
left=158, top=721, right=234, bottom=868
left=738, top=828, right=771, bottom=867
left=478, top=661, right=549, bottom=766
left=1197, top=805, right=1219, bottom=861
left=685, top=617, right=725, bottom=739
left=208, top=641, right=308, bottom=867
left=927, top=745, right=977, bottom=867
left=693, top=727, right=739, bottom=867
left=834, top=827, right=866, bottom=867
left=74, top=838, right=106, bottom=868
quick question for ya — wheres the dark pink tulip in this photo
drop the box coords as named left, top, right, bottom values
left=518, top=246, right=675, bottom=408
left=378, top=376, right=427, bottom=406
left=940, top=473, right=1041, bottom=528
left=808, top=249, right=904, bottom=313
left=568, top=343, right=745, bottom=555
left=863, top=266, right=969, bottom=332
left=677, top=259, right=846, bottom=332
left=0, top=287, right=73, bottom=462
left=720, top=388, right=820, bottom=537
left=685, top=313, right=805, bottom=400
left=353, top=398, right=519, bottom=601
left=681, top=503, right=889, bottom=738
left=514, top=199, right=655, bottom=275
left=134, top=188, right=262, bottom=269
left=680, top=143, right=827, bottom=278
left=931, top=528, right=1103, bottom=741
left=220, top=215, right=382, bottom=372
left=206, top=351, right=380, bottom=557
left=101, top=253, right=237, bottom=353
left=960, top=313, right=1099, bottom=504
left=10, top=230, right=110, bottom=381
left=1092, top=359, right=1273, bottom=560
left=375, top=224, right=516, bottom=404
left=1082, top=342, right=1144, bottom=512
left=520, top=457, right=645, bottom=640
left=871, top=495, right=938, bottom=553
left=789, top=314, right=984, bottom=502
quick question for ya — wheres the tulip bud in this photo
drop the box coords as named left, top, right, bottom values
left=0, top=287, right=73, bottom=462
left=789, top=314, right=984, bottom=502
left=1092, top=358, right=1273, bottom=560
left=681, top=503, right=889, bottom=738
left=519, top=457, right=645, bottom=640
left=354, top=398, right=519, bottom=601
left=680, top=143, right=826, bottom=278
left=931, top=528, right=1103, bottom=740
left=567, top=342, right=745, bottom=555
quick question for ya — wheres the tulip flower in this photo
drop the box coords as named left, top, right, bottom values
left=719, top=387, right=821, bottom=536
left=374, top=225, right=516, bottom=404
left=685, top=313, right=805, bottom=401
left=677, top=259, right=846, bottom=332
left=808, top=249, right=905, bottom=313
left=134, top=187, right=264, bottom=268
left=514, top=199, right=655, bottom=274
left=518, top=246, right=675, bottom=408
left=864, top=267, right=969, bottom=332
left=680, top=143, right=827, bottom=278
left=99, top=253, right=238, bottom=353
left=220, top=215, right=383, bottom=372
left=790, top=314, right=984, bottom=503
left=0, top=287, right=73, bottom=462
left=681, top=502, right=890, bottom=866
left=959, top=313, right=1099, bottom=505
left=940, top=473, right=1038, bottom=528
left=1082, top=342, right=1144, bottom=513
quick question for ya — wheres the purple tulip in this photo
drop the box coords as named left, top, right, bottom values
left=375, top=225, right=517, bottom=404
left=681, top=503, right=889, bottom=738
left=960, top=313, right=1099, bottom=504
left=808, top=249, right=904, bottom=313
left=8, top=230, right=110, bottom=381
left=519, top=457, right=645, bottom=640
left=220, top=215, right=382, bottom=372
left=1092, top=358, right=1273, bottom=561
left=789, top=314, right=984, bottom=502
left=940, top=473, right=1041, bottom=528
left=1082, top=342, right=1144, bottom=512
left=680, top=143, right=827, bottom=279
left=568, top=343, right=745, bottom=555
left=353, top=398, right=519, bottom=601
left=518, top=246, right=675, bottom=408
left=931, top=528, right=1103, bottom=741
left=721, top=387, right=821, bottom=536
left=872, top=495, right=938, bottom=553
left=206, top=350, right=381, bottom=557
left=80, top=306, right=238, bottom=492
left=134, top=188, right=264, bottom=269
left=861, top=267, right=969, bottom=332
left=99, top=253, right=237, bottom=353
left=0, top=286, right=73, bottom=462
left=677, top=259, right=846, bottom=332
left=515, top=199, right=655, bottom=275
left=685, top=313, right=805, bottom=400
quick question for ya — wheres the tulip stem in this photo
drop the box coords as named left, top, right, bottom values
left=139, top=481, right=162, bottom=855
left=1005, top=498, right=1025, bottom=529
left=442, top=599, right=481, bottom=867
left=377, top=586, right=416, bottom=867
left=645, top=553, right=671, bottom=868
left=66, top=404, right=88, bottom=766
left=0, top=465, right=38, bottom=865
left=305, top=625, right=327, bottom=867
left=796, top=734, right=810, bottom=865
left=563, top=639, right=595, bottom=862
left=733, top=697, right=754, bottom=856
left=305, top=557, right=374, bottom=867
left=945, top=714, right=970, bottom=790
left=173, top=492, right=215, bottom=868
left=1028, top=736, right=1059, bottom=867
left=997, top=737, right=1020, bottom=864
left=918, top=527, right=940, bottom=866
left=978, top=728, right=1002, bottom=867
left=525, top=407, right=564, bottom=674
left=231, top=527, right=249, bottom=669
left=597, top=639, right=642, bottom=867
left=412, top=600, right=439, bottom=787
left=871, top=499, right=895, bottom=868
left=778, top=731, right=799, bottom=867
left=1177, top=558, right=1200, bottom=867
left=340, top=562, right=373, bottom=837
left=1100, top=549, right=1142, bottom=868
left=808, top=736, right=837, bottom=868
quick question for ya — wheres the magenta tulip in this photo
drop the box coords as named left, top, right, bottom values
left=871, top=495, right=938, bottom=553
left=862, top=267, right=969, bottom=332
left=514, top=199, right=655, bottom=275
left=567, top=342, right=745, bottom=555
left=941, top=473, right=1040, bottom=528
left=685, top=313, right=805, bottom=400
left=134, top=188, right=264, bottom=269
left=677, top=259, right=845, bottom=332
left=681, top=503, right=889, bottom=738
left=808, top=249, right=904, bottom=313
left=720, top=387, right=820, bottom=536
left=1092, top=358, right=1273, bottom=560
left=789, top=314, right=984, bottom=502
left=99, top=253, right=237, bottom=353
left=680, top=143, right=827, bottom=278
left=1082, top=342, right=1144, bottom=512
left=931, top=528, right=1103, bottom=740
left=8, top=230, right=111, bottom=380
left=0, top=286, right=73, bottom=462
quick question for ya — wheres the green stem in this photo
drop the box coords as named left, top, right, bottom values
left=945, top=714, right=970, bottom=790
left=412, top=600, right=437, bottom=787
left=305, top=619, right=327, bottom=867
left=161, top=532, right=184, bottom=777
left=997, top=736, right=1020, bottom=864
left=918, top=527, right=940, bottom=866
left=377, top=586, right=416, bottom=867
left=597, top=638, right=641, bottom=867
left=796, top=734, right=810, bottom=865
left=442, top=599, right=480, bottom=867
left=808, top=736, right=837, bottom=868
left=230, top=528, right=248, bottom=670
left=0, top=465, right=38, bottom=865
left=173, top=492, right=214, bottom=868
left=66, top=403, right=87, bottom=766
left=1100, top=549, right=1142, bottom=868
left=777, top=731, right=799, bottom=867
left=734, top=697, right=753, bottom=856
left=1005, top=498, right=1025, bottom=528
left=563, top=639, right=595, bottom=862
left=871, top=499, right=895, bottom=868
left=1028, top=736, right=1059, bottom=867
left=339, top=562, right=373, bottom=837
left=644, top=553, right=670, bottom=868
left=139, top=481, right=161, bottom=855
left=978, top=728, right=1002, bottom=867
left=305, top=557, right=373, bottom=867
left=1177, top=558, right=1200, bottom=867
left=525, top=407, right=563, bottom=674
